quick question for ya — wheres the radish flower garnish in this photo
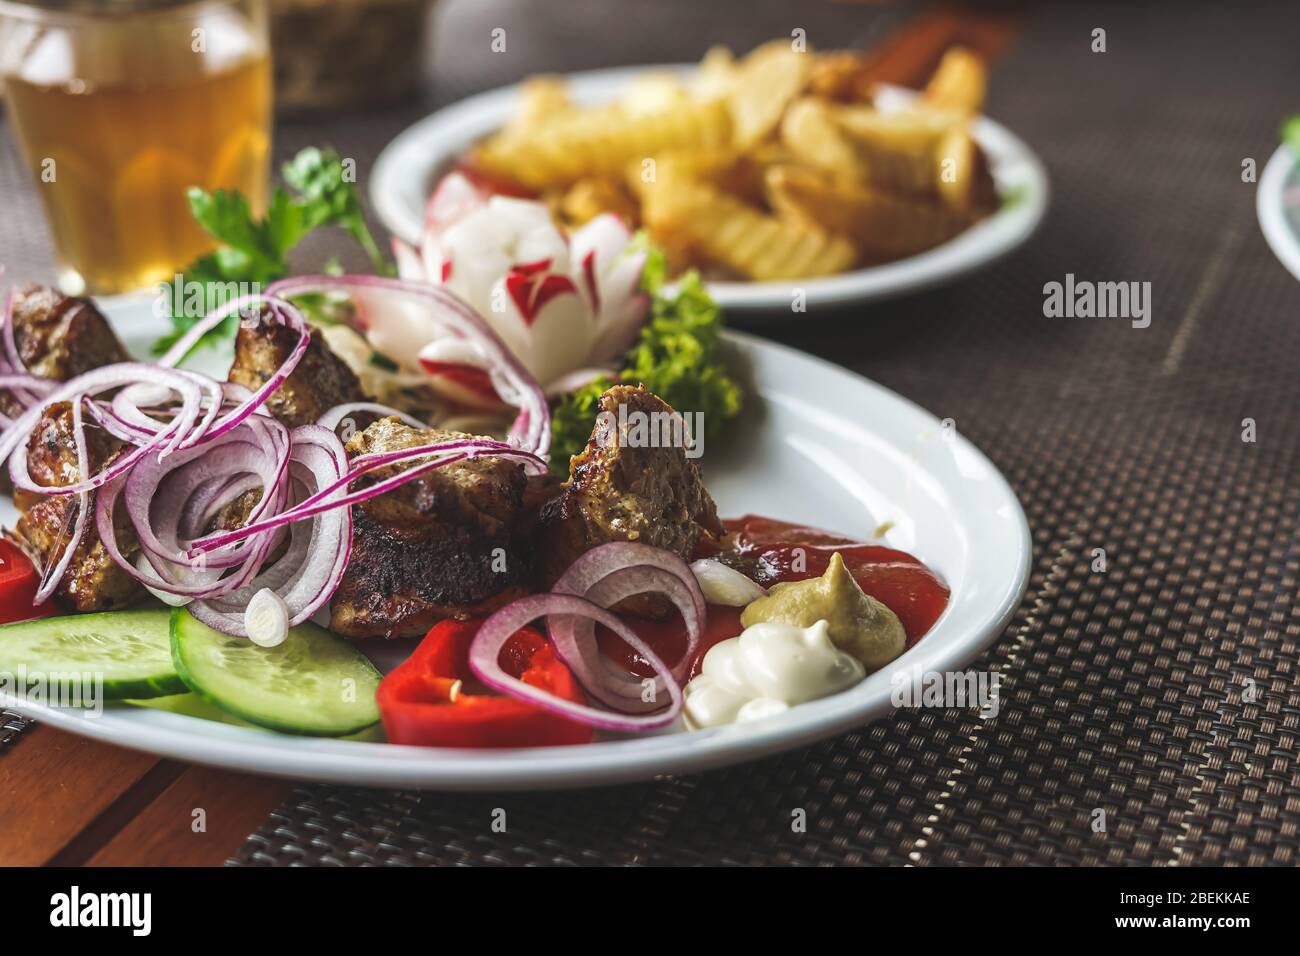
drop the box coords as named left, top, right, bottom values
left=393, top=173, right=650, bottom=403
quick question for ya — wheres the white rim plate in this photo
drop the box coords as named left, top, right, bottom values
left=0, top=297, right=1031, bottom=790
left=1258, top=142, right=1300, bottom=282
left=369, top=65, right=1050, bottom=315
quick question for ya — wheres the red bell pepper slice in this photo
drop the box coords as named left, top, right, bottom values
left=377, top=618, right=593, bottom=748
left=0, top=539, right=55, bottom=625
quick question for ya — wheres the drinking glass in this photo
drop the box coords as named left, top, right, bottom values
left=0, top=0, right=272, bottom=295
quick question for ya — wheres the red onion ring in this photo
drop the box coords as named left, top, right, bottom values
left=162, top=296, right=311, bottom=448
left=549, top=542, right=705, bottom=713
left=184, top=425, right=352, bottom=635
left=2, top=363, right=208, bottom=496
left=316, top=401, right=427, bottom=434
left=0, top=280, right=549, bottom=636
left=34, top=398, right=90, bottom=604
left=95, top=422, right=286, bottom=599
left=267, top=276, right=550, bottom=457
left=468, top=593, right=684, bottom=732
left=0, top=373, right=55, bottom=393
left=0, top=288, right=42, bottom=410
left=464, top=543, right=706, bottom=728
left=189, top=438, right=544, bottom=554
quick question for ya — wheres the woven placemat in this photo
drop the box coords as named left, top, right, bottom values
left=230, top=0, right=1300, bottom=866
left=3, top=0, right=1297, bottom=865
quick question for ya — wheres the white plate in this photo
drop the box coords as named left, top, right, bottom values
left=370, top=65, right=1050, bottom=315
left=0, top=297, right=1031, bottom=790
left=1258, top=142, right=1300, bottom=281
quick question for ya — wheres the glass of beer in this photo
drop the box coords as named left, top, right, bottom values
left=0, top=0, right=272, bottom=295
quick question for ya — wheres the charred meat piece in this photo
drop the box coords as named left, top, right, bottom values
left=538, top=384, right=723, bottom=615
left=328, top=417, right=532, bottom=639
left=7, top=402, right=143, bottom=612
left=227, top=309, right=367, bottom=427
left=0, top=284, right=131, bottom=417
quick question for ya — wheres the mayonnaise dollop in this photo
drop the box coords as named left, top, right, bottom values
left=683, top=619, right=866, bottom=729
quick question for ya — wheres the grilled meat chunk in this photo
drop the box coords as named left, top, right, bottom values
left=538, top=384, right=723, bottom=615
left=7, top=402, right=143, bottom=612
left=328, top=417, right=531, bottom=639
left=0, top=284, right=131, bottom=417
left=227, top=309, right=367, bottom=427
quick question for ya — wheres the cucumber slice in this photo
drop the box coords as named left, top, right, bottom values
left=0, top=610, right=183, bottom=701
left=170, top=610, right=381, bottom=736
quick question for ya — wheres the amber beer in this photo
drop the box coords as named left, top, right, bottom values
left=0, top=1, right=272, bottom=295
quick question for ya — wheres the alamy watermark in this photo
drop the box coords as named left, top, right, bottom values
left=50, top=886, right=150, bottom=936
left=0, top=667, right=104, bottom=717
left=152, top=273, right=263, bottom=321
left=891, top=665, right=1002, bottom=718
left=594, top=402, right=704, bottom=459
left=1042, top=273, right=1151, bottom=329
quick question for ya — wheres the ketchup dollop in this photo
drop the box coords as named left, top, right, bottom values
left=602, top=515, right=950, bottom=679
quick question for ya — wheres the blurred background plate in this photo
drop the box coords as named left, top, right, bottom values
left=370, top=65, right=1050, bottom=317
left=1258, top=142, right=1300, bottom=281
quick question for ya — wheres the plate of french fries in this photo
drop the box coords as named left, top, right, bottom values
left=371, top=41, right=1049, bottom=313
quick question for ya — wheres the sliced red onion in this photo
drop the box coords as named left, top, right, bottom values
left=136, top=554, right=194, bottom=607
left=96, top=438, right=281, bottom=600
left=124, top=424, right=290, bottom=584
left=2, top=287, right=24, bottom=372
left=0, top=279, right=546, bottom=637
left=33, top=398, right=90, bottom=604
left=316, top=401, right=427, bottom=434
left=0, top=289, right=43, bottom=410
left=549, top=542, right=705, bottom=713
left=266, top=276, right=550, bottom=457
left=166, top=296, right=311, bottom=448
left=544, top=366, right=616, bottom=398
left=2, top=363, right=207, bottom=497
left=182, top=426, right=351, bottom=635
left=468, top=593, right=684, bottom=732
left=156, top=292, right=264, bottom=369
left=0, top=373, right=55, bottom=393
left=190, top=437, right=543, bottom=554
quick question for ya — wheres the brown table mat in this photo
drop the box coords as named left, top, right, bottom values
left=4, top=0, right=1299, bottom=866
left=229, top=0, right=1300, bottom=867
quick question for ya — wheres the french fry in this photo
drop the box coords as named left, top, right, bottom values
left=727, top=40, right=812, bottom=148
left=693, top=45, right=737, bottom=100
left=806, top=50, right=878, bottom=102
left=632, top=147, right=768, bottom=207
left=474, top=97, right=732, bottom=190
left=557, top=177, right=640, bottom=228
left=766, top=165, right=970, bottom=260
left=619, top=71, right=689, bottom=117
left=644, top=174, right=855, bottom=280
left=832, top=104, right=981, bottom=199
left=934, top=126, right=998, bottom=215
left=472, top=37, right=997, bottom=282
left=504, top=76, right=572, bottom=137
left=834, top=103, right=959, bottom=153
left=630, top=147, right=741, bottom=192
left=780, top=97, right=865, bottom=182
left=924, top=47, right=986, bottom=116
